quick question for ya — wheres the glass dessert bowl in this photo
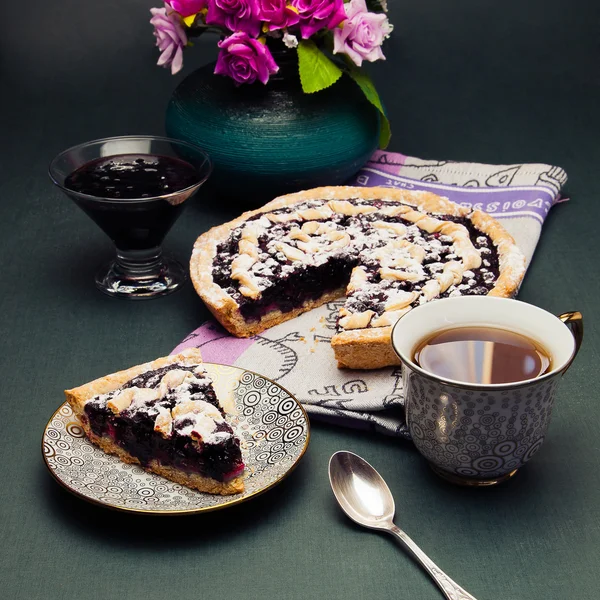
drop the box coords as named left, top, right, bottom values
left=49, top=135, right=212, bottom=299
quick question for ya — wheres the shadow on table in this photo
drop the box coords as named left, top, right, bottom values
left=313, top=418, right=578, bottom=543
left=40, top=457, right=308, bottom=549
left=412, top=426, right=576, bottom=509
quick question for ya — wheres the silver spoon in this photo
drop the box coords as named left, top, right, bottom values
left=328, top=451, right=478, bottom=600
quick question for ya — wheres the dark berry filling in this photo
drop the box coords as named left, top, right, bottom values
left=239, top=255, right=357, bottom=322
left=84, top=364, right=244, bottom=482
left=211, top=199, right=501, bottom=325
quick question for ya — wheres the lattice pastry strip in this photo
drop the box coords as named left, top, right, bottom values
left=193, top=186, right=526, bottom=369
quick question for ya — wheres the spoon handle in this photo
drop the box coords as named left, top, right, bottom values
left=387, top=524, right=478, bottom=600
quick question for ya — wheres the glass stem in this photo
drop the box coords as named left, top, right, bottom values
left=114, top=247, right=164, bottom=278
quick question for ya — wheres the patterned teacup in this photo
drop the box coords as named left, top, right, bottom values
left=391, top=297, right=583, bottom=486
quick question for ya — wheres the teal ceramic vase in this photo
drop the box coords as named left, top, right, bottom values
left=165, top=51, right=380, bottom=205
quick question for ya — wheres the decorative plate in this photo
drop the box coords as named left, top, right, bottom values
left=42, top=363, right=310, bottom=514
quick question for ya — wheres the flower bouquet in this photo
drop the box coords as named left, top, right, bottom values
left=150, top=0, right=393, bottom=147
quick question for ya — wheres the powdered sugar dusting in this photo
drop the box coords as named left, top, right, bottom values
left=173, top=400, right=230, bottom=445
left=87, top=363, right=234, bottom=446
left=209, top=197, right=504, bottom=330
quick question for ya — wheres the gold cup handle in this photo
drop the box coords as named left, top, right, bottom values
left=558, top=311, right=584, bottom=374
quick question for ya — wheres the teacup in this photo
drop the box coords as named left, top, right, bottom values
left=391, top=296, right=583, bottom=486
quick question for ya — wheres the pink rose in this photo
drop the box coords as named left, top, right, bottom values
left=214, top=32, right=279, bottom=85
left=150, top=5, right=188, bottom=75
left=206, top=0, right=261, bottom=37
left=258, top=0, right=300, bottom=31
left=290, top=0, right=346, bottom=39
left=333, top=0, right=392, bottom=66
left=167, top=0, right=207, bottom=18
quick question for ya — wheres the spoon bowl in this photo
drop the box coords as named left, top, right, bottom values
left=329, top=450, right=395, bottom=529
left=328, top=451, right=479, bottom=600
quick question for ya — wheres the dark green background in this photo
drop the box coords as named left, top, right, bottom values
left=1, top=1, right=599, bottom=598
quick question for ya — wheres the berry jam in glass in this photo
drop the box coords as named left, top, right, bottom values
left=64, top=154, right=199, bottom=250
left=50, top=136, right=212, bottom=299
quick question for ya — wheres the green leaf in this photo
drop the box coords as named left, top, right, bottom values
left=297, top=40, right=343, bottom=94
left=345, top=64, right=391, bottom=149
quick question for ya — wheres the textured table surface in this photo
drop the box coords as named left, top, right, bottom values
left=1, top=1, right=599, bottom=599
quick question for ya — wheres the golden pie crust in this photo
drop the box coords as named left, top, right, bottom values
left=190, top=186, right=526, bottom=369
left=65, top=348, right=244, bottom=495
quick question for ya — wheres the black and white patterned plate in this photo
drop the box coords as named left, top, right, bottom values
left=42, top=364, right=310, bottom=514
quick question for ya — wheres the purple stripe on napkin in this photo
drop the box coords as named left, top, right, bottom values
left=349, top=167, right=557, bottom=224
left=172, top=322, right=254, bottom=364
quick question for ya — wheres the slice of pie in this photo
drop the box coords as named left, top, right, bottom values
left=190, top=186, right=526, bottom=369
left=65, top=348, right=245, bottom=495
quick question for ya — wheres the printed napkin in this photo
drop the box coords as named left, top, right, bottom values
left=172, top=150, right=568, bottom=438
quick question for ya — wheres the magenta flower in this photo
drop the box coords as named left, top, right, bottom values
left=167, top=0, right=207, bottom=18
left=206, top=0, right=261, bottom=37
left=214, top=32, right=279, bottom=85
left=290, top=0, right=346, bottom=39
left=333, top=0, right=392, bottom=66
left=258, top=0, right=300, bottom=31
left=150, top=6, right=188, bottom=75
